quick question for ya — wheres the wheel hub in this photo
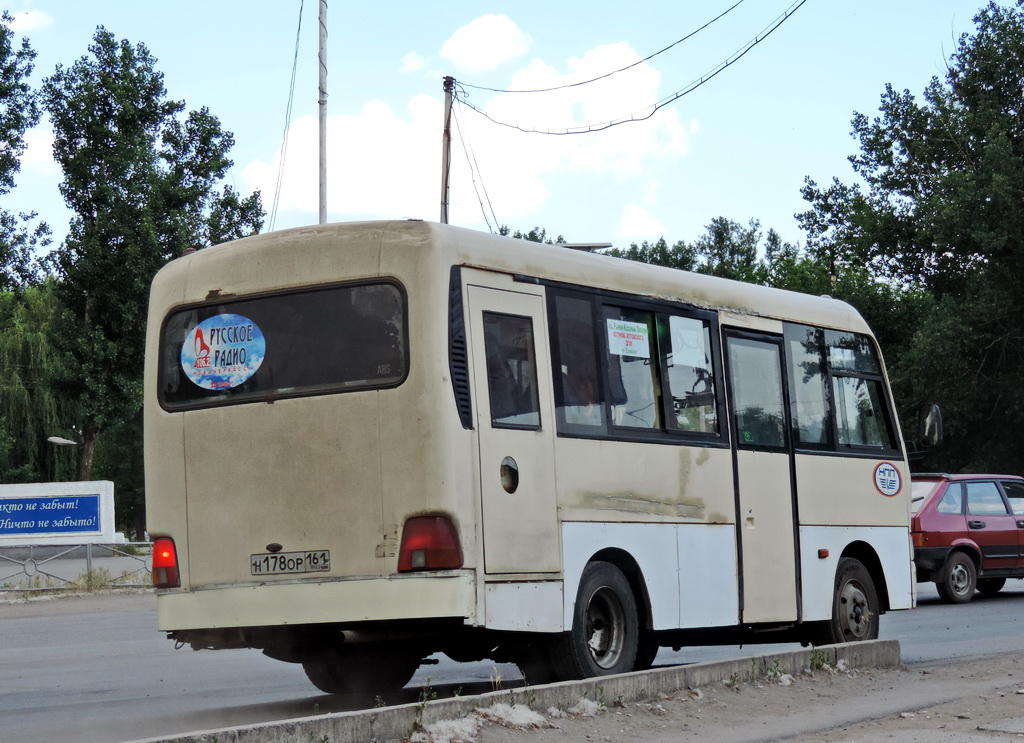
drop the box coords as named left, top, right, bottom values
left=949, top=563, right=970, bottom=594
left=839, top=581, right=872, bottom=640
left=586, top=587, right=625, bottom=668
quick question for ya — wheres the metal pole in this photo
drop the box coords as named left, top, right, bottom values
left=318, top=0, right=328, bottom=225
left=440, top=76, right=454, bottom=224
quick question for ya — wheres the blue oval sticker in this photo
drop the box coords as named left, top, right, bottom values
left=181, top=314, right=266, bottom=390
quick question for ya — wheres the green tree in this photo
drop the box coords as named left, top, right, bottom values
left=607, top=237, right=699, bottom=271
left=498, top=225, right=565, bottom=244
left=0, top=281, right=80, bottom=483
left=41, top=27, right=264, bottom=487
left=0, top=12, right=49, bottom=289
left=799, top=1, right=1024, bottom=472
left=692, top=217, right=764, bottom=282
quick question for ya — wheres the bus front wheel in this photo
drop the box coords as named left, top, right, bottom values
left=815, top=557, right=879, bottom=645
left=552, top=561, right=639, bottom=679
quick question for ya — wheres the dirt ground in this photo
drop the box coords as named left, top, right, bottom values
left=417, top=653, right=1024, bottom=743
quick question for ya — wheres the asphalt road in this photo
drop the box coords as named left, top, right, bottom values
left=1, top=580, right=1023, bottom=743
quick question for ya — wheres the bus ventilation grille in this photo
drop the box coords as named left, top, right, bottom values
left=448, top=267, right=473, bottom=429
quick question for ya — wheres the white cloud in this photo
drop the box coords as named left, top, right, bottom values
left=400, top=52, right=426, bottom=74
left=440, top=14, right=530, bottom=74
left=479, top=43, right=692, bottom=175
left=6, top=9, right=53, bottom=32
left=244, top=40, right=694, bottom=231
left=20, top=127, right=60, bottom=177
left=619, top=205, right=667, bottom=240
left=445, top=41, right=693, bottom=221
left=244, top=95, right=442, bottom=224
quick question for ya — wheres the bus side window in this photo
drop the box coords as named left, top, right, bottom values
left=832, top=376, right=888, bottom=448
left=482, top=313, right=541, bottom=429
left=826, top=330, right=895, bottom=450
left=784, top=325, right=831, bottom=447
left=603, top=306, right=660, bottom=429
left=661, top=315, right=717, bottom=434
left=727, top=337, right=786, bottom=449
left=552, top=294, right=605, bottom=429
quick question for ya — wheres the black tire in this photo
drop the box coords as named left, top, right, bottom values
left=633, top=631, right=660, bottom=671
left=936, top=552, right=977, bottom=604
left=302, top=643, right=421, bottom=695
left=515, top=636, right=561, bottom=686
left=977, top=577, right=1006, bottom=595
left=814, top=557, right=880, bottom=645
left=551, top=561, right=639, bottom=679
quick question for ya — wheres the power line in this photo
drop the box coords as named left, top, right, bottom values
left=458, top=0, right=748, bottom=96
left=454, top=0, right=810, bottom=136
left=269, top=0, right=305, bottom=232
left=452, top=103, right=499, bottom=232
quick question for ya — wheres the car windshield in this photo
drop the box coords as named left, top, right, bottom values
left=910, top=479, right=942, bottom=513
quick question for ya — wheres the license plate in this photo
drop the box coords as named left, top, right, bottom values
left=250, top=550, right=330, bottom=576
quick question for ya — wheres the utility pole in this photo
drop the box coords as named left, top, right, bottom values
left=318, top=0, right=328, bottom=225
left=440, top=76, right=454, bottom=224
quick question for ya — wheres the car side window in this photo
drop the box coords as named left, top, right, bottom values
left=966, top=481, right=1010, bottom=516
left=936, top=484, right=963, bottom=515
left=1001, top=481, right=1024, bottom=515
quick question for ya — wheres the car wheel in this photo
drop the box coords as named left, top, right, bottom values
left=813, top=557, right=879, bottom=645
left=977, top=577, right=1006, bottom=595
left=551, top=561, right=639, bottom=679
left=936, top=552, right=977, bottom=604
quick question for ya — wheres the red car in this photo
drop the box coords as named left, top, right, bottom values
left=911, top=473, right=1024, bottom=603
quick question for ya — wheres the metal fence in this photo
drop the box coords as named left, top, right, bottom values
left=0, top=542, right=152, bottom=592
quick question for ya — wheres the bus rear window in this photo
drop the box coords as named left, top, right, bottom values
left=159, top=282, right=407, bottom=409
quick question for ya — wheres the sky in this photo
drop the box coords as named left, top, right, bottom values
left=2, top=0, right=986, bottom=251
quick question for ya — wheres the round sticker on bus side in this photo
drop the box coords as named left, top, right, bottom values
left=181, top=314, right=265, bottom=390
left=873, top=462, right=902, bottom=497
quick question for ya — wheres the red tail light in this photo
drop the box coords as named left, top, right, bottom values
left=398, top=516, right=463, bottom=572
left=152, top=537, right=181, bottom=588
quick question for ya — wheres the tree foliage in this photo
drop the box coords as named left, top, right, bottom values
left=498, top=225, right=565, bottom=244
left=800, top=1, right=1024, bottom=472
left=0, top=13, right=49, bottom=290
left=606, top=217, right=793, bottom=284
left=0, top=281, right=79, bottom=483
left=40, top=27, right=264, bottom=482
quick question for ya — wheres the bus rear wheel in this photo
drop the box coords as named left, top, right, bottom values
left=815, top=557, right=879, bottom=645
left=302, top=643, right=421, bottom=695
left=552, top=561, right=639, bottom=679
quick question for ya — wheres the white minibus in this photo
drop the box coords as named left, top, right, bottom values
left=145, top=220, right=920, bottom=693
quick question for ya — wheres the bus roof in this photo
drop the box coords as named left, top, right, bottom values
left=161, top=219, right=871, bottom=336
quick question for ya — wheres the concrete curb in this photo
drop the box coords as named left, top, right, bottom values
left=128, top=640, right=900, bottom=743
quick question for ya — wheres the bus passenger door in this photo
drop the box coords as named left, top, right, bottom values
left=467, top=283, right=560, bottom=574
left=725, top=331, right=800, bottom=624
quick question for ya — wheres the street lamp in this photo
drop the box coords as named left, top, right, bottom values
left=47, top=436, right=78, bottom=446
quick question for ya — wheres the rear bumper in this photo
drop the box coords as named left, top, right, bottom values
left=156, top=572, right=477, bottom=631
left=913, top=546, right=950, bottom=578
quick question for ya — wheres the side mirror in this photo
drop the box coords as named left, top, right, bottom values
left=918, top=403, right=943, bottom=448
